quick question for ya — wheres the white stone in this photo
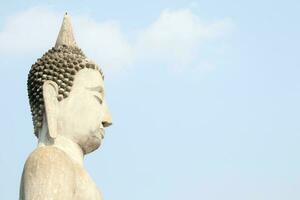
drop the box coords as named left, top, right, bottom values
left=20, top=13, right=112, bottom=200
left=55, top=13, right=77, bottom=48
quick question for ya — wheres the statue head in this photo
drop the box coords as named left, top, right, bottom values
left=27, top=14, right=112, bottom=154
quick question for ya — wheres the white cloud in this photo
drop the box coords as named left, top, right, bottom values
left=74, top=17, right=133, bottom=72
left=135, top=9, right=234, bottom=71
left=0, top=7, right=60, bottom=55
left=0, top=7, right=133, bottom=72
left=0, top=7, right=234, bottom=73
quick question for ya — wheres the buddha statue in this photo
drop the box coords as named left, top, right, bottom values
left=19, top=13, right=112, bottom=200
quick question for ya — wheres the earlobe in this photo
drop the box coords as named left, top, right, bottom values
left=43, top=81, right=59, bottom=139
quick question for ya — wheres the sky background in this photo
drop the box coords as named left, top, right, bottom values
left=0, top=0, right=299, bottom=199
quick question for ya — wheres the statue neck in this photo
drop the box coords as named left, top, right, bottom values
left=38, top=135, right=84, bottom=166
left=38, top=133, right=84, bottom=166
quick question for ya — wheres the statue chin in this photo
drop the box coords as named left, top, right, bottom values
left=80, top=135, right=101, bottom=154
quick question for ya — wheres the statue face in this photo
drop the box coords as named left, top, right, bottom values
left=56, top=68, right=112, bottom=154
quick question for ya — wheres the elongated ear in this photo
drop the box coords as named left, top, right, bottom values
left=43, top=81, right=59, bottom=139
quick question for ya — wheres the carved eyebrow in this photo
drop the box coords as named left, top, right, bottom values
left=86, top=86, right=104, bottom=93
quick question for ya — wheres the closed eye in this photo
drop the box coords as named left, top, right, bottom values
left=94, top=94, right=103, bottom=104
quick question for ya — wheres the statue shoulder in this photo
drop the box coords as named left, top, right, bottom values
left=20, top=146, right=75, bottom=200
left=22, top=146, right=75, bottom=178
left=25, top=146, right=73, bottom=166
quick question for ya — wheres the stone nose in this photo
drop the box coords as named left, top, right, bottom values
left=102, top=112, right=112, bottom=127
left=102, top=101, right=112, bottom=128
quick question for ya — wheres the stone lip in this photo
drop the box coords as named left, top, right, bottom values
left=55, top=13, right=77, bottom=48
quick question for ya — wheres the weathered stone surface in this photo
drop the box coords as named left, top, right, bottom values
left=20, top=13, right=112, bottom=200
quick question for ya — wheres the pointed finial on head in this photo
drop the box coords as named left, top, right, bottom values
left=55, top=13, right=77, bottom=48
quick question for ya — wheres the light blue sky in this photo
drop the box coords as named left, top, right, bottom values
left=0, top=1, right=299, bottom=199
